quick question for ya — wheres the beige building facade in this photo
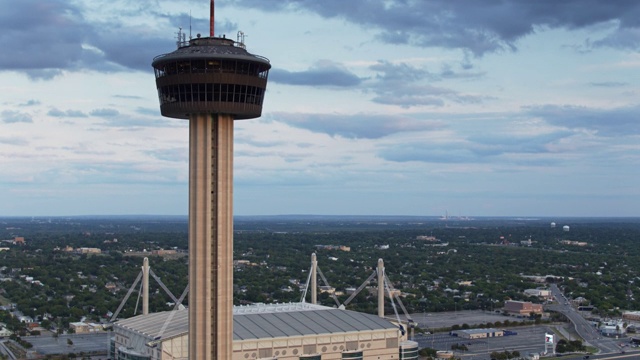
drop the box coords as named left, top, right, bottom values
left=112, top=303, right=416, bottom=360
left=503, top=300, right=543, bottom=315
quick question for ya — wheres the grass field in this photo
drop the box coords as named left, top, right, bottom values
left=0, top=294, right=11, bottom=306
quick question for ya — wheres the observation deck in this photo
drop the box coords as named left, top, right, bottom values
left=152, top=36, right=271, bottom=120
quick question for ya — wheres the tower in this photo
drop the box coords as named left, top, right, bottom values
left=151, top=1, right=270, bottom=358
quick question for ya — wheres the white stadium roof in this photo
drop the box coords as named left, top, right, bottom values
left=114, top=302, right=399, bottom=343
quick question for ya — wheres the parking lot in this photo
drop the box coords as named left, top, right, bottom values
left=409, top=309, right=515, bottom=330
left=409, top=326, right=553, bottom=359
left=26, top=333, right=108, bottom=357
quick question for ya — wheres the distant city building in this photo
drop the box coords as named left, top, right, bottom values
left=450, top=328, right=504, bottom=339
left=436, top=350, right=454, bottom=359
left=70, top=322, right=91, bottom=334
left=524, top=289, right=551, bottom=299
left=151, top=249, right=178, bottom=255
left=600, top=319, right=625, bottom=336
left=560, top=240, right=588, bottom=246
left=416, top=236, right=439, bottom=241
left=233, top=260, right=252, bottom=267
left=0, top=326, right=13, bottom=337
left=623, top=311, right=640, bottom=322
left=18, top=315, right=34, bottom=323
left=77, top=247, right=102, bottom=254
left=520, top=274, right=564, bottom=283
left=319, top=285, right=336, bottom=294
left=314, top=245, right=351, bottom=252
left=105, top=282, right=117, bottom=292
left=13, top=237, right=25, bottom=245
left=503, top=300, right=543, bottom=315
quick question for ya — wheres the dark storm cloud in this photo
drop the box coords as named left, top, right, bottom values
left=231, top=0, right=640, bottom=55
left=527, top=104, right=640, bottom=136
left=0, top=1, right=89, bottom=71
left=1, top=110, right=33, bottom=123
left=268, top=59, right=484, bottom=107
left=272, top=112, right=445, bottom=139
left=270, top=61, right=363, bottom=87
left=48, top=108, right=88, bottom=118
left=90, top=35, right=175, bottom=72
left=0, top=0, right=181, bottom=76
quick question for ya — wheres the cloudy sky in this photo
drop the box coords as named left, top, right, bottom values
left=1, top=0, right=639, bottom=217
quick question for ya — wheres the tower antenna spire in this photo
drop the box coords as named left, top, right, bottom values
left=210, top=0, right=215, bottom=37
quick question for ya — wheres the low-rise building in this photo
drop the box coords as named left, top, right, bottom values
left=623, top=311, right=640, bottom=322
left=450, top=328, right=503, bottom=339
left=70, top=322, right=91, bottom=334
left=0, top=327, right=13, bottom=337
left=503, top=300, right=543, bottom=315
left=524, top=289, right=551, bottom=299
left=151, top=249, right=177, bottom=255
left=77, top=247, right=101, bottom=254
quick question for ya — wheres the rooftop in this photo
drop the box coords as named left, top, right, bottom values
left=115, top=302, right=399, bottom=343
left=152, top=36, right=270, bottom=65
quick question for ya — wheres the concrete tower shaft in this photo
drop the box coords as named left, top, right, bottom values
left=188, top=113, right=234, bottom=357
left=152, top=27, right=270, bottom=359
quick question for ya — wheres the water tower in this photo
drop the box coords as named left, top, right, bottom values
left=151, top=1, right=270, bottom=358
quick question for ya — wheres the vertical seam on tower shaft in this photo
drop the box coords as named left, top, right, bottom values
left=210, top=114, right=218, bottom=353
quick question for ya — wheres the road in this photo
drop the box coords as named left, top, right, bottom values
left=547, top=284, right=624, bottom=354
left=0, top=341, right=17, bottom=360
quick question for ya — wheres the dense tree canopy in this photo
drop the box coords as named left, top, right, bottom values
left=1, top=215, right=639, bottom=332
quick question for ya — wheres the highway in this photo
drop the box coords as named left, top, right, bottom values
left=0, top=340, right=17, bottom=360
left=548, top=284, right=625, bottom=354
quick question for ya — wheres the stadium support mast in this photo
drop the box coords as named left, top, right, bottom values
left=378, top=258, right=385, bottom=318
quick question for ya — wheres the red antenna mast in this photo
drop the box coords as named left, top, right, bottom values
left=210, top=0, right=215, bottom=37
